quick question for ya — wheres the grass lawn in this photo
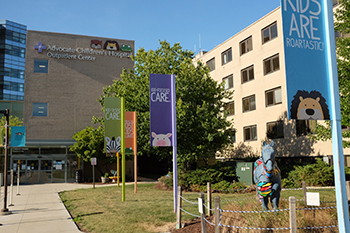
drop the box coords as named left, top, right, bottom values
left=59, top=184, right=337, bottom=233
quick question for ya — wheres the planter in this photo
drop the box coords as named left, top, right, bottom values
left=101, top=177, right=109, bottom=184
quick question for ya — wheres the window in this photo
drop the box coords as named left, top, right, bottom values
left=221, top=48, right=232, bottom=65
left=223, top=74, right=233, bottom=90
left=229, top=130, right=236, bottom=143
left=240, top=36, right=253, bottom=55
left=33, top=102, right=48, bottom=117
left=206, top=58, right=215, bottom=71
left=267, top=121, right=284, bottom=139
left=241, top=65, right=254, bottom=84
left=243, top=95, right=256, bottom=112
left=266, top=87, right=282, bottom=106
left=244, top=125, right=257, bottom=141
left=264, top=54, right=280, bottom=75
left=333, top=0, right=339, bottom=6
left=262, top=22, right=278, bottom=43
left=224, top=101, right=235, bottom=116
left=34, top=59, right=49, bottom=73
left=296, top=120, right=316, bottom=136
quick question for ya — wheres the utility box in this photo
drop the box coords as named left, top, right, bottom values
left=236, top=162, right=253, bottom=186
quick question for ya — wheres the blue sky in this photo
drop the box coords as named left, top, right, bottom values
left=1, top=0, right=280, bottom=53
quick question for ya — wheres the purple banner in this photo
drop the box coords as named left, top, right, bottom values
left=150, top=74, right=175, bottom=147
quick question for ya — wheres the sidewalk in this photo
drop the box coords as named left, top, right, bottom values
left=0, top=183, right=110, bottom=233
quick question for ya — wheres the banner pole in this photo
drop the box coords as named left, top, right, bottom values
left=171, top=74, right=177, bottom=212
left=134, top=112, right=137, bottom=193
left=324, top=0, right=350, bottom=231
left=122, top=97, right=126, bottom=202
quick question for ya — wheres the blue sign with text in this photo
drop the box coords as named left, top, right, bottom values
left=281, top=0, right=331, bottom=120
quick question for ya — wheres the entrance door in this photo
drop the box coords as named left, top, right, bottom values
left=26, top=159, right=40, bottom=183
left=40, top=160, right=53, bottom=183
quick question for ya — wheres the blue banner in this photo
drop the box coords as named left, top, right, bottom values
left=149, top=74, right=175, bottom=147
left=281, top=0, right=331, bottom=120
left=11, top=126, right=26, bottom=147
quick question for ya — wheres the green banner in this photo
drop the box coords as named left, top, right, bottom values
left=104, top=97, right=123, bottom=153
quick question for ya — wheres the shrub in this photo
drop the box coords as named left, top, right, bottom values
left=282, top=158, right=335, bottom=188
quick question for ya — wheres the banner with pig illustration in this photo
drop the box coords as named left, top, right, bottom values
left=149, top=74, right=175, bottom=147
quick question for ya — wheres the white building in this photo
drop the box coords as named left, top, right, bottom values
left=195, top=3, right=350, bottom=165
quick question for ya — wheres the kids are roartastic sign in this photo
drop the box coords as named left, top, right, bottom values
left=281, top=0, right=331, bottom=120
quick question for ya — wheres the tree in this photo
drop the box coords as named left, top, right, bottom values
left=94, top=40, right=234, bottom=170
left=0, top=115, right=23, bottom=127
left=311, top=0, right=350, bottom=147
left=70, top=126, right=105, bottom=162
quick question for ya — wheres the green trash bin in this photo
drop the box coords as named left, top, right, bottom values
left=236, top=162, right=253, bottom=186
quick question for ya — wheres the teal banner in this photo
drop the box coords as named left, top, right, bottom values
left=11, top=126, right=26, bottom=147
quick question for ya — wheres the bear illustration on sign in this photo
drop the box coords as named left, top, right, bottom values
left=290, top=90, right=330, bottom=120
left=152, top=132, right=172, bottom=147
left=91, top=40, right=102, bottom=49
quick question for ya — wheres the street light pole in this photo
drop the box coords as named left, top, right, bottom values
left=0, top=109, right=11, bottom=215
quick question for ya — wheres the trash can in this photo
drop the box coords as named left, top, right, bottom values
left=75, top=169, right=82, bottom=183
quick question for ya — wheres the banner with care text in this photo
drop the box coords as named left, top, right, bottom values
left=149, top=74, right=175, bottom=147
left=281, top=0, right=331, bottom=120
left=104, top=97, right=123, bottom=154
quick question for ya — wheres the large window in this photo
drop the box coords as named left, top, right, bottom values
left=244, top=125, right=257, bottom=141
left=206, top=58, right=215, bottom=71
left=262, top=22, right=278, bottom=44
left=224, top=101, right=235, bottom=116
left=34, top=59, right=49, bottom=73
left=240, top=36, right=253, bottom=55
left=266, top=87, right=282, bottom=107
left=223, top=74, right=233, bottom=90
left=243, top=95, right=256, bottom=112
left=264, top=54, right=280, bottom=75
left=296, top=120, right=316, bottom=136
left=241, top=65, right=254, bottom=84
left=221, top=48, right=232, bottom=65
left=267, top=121, right=284, bottom=139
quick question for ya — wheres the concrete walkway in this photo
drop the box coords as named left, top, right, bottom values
left=0, top=183, right=117, bottom=233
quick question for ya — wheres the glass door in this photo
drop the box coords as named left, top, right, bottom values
left=12, top=159, right=26, bottom=184
left=40, top=160, right=52, bottom=183
left=53, top=159, right=65, bottom=183
left=26, top=160, right=39, bottom=183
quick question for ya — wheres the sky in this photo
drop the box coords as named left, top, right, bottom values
left=0, top=0, right=281, bottom=53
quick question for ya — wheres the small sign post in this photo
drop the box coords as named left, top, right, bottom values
left=91, top=157, right=97, bottom=189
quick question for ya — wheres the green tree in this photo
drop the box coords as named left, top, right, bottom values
left=70, top=126, right=105, bottom=162
left=311, top=0, right=350, bottom=147
left=0, top=115, right=23, bottom=127
left=94, top=40, right=234, bottom=170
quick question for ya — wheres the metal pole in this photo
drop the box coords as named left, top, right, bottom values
left=0, top=109, right=10, bottom=215
left=16, top=160, right=20, bottom=196
left=9, top=169, right=13, bottom=206
left=93, top=165, right=95, bottom=189
left=324, top=0, right=350, bottom=231
left=200, top=192, right=207, bottom=233
left=176, top=186, right=182, bottom=229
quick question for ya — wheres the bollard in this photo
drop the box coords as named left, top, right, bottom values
left=200, top=192, right=207, bottom=233
left=16, top=162, right=20, bottom=196
left=346, top=181, right=350, bottom=213
left=207, top=182, right=212, bottom=216
left=289, top=196, right=297, bottom=233
left=214, top=196, right=221, bottom=233
left=302, top=181, right=307, bottom=207
left=176, top=186, right=182, bottom=229
left=9, top=170, right=13, bottom=207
